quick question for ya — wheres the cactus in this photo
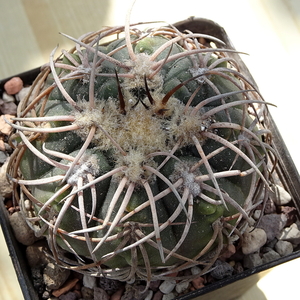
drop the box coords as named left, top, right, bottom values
left=7, top=16, right=273, bottom=283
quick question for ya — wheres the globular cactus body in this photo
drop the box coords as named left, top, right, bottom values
left=8, top=18, right=272, bottom=282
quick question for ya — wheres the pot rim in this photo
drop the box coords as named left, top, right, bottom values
left=1, top=17, right=300, bottom=300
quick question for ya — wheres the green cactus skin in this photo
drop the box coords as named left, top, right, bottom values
left=8, top=21, right=273, bottom=282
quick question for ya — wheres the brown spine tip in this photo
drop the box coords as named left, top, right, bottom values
left=144, top=75, right=155, bottom=106
left=114, top=69, right=126, bottom=115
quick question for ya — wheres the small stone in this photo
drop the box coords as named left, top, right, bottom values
left=0, top=149, right=7, bottom=161
left=264, top=198, right=277, bottom=214
left=280, top=206, right=297, bottom=226
left=94, top=287, right=109, bottom=300
left=262, top=249, right=281, bottom=263
left=16, top=86, right=31, bottom=102
left=24, top=199, right=32, bottom=210
left=271, top=184, right=292, bottom=205
left=0, top=141, right=6, bottom=154
left=81, top=287, right=94, bottom=300
left=191, top=277, right=205, bottom=290
left=190, top=266, right=202, bottom=275
left=121, top=284, right=148, bottom=300
left=253, top=210, right=262, bottom=220
left=243, top=252, right=263, bottom=268
left=144, top=290, right=153, bottom=300
left=162, top=293, right=176, bottom=300
left=220, top=244, right=236, bottom=259
left=2, top=92, right=15, bottom=102
left=149, top=280, right=161, bottom=291
left=0, top=158, right=12, bottom=197
left=0, top=100, right=17, bottom=115
left=257, top=214, right=287, bottom=241
left=234, top=261, right=244, bottom=273
left=58, top=291, right=78, bottom=300
left=98, top=277, right=124, bottom=293
left=265, top=238, right=278, bottom=249
left=83, top=274, right=96, bottom=289
left=43, top=262, right=70, bottom=290
left=42, top=291, right=50, bottom=299
left=4, top=77, right=23, bottom=94
left=175, top=280, right=189, bottom=294
left=0, top=114, right=14, bottom=136
left=277, top=223, right=300, bottom=244
left=26, top=240, right=51, bottom=268
left=159, top=280, right=176, bottom=294
left=275, top=240, right=293, bottom=256
left=31, top=267, right=45, bottom=295
left=242, top=227, right=267, bottom=255
left=110, top=287, right=125, bottom=300
left=9, top=211, right=38, bottom=246
left=152, top=291, right=163, bottom=300
left=211, top=260, right=234, bottom=279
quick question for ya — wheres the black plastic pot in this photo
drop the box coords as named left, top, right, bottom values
left=1, top=18, right=300, bottom=300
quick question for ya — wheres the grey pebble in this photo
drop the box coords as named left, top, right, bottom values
left=243, top=252, right=263, bottom=269
left=144, top=290, right=154, bottom=300
left=162, top=293, right=176, bottom=300
left=277, top=223, right=300, bottom=244
left=9, top=211, right=38, bottom=246
left=121, top=283, right=148, bottom=300
left=190, top=266, right=202, bottom=275
left=0, top=101, right=17, bottom=115
left=83, top=274, right=96, bottom=289
left=211, top=260, right=234, bottom=279
left=262, top=249, right=281, bottom=264
left=43, top=262, right=70, bottom=290
left=175, top=280, right=189, bottom=294
left=1, top=92, right=15, bottom=102
left=271, top=184, right=292, bottom=205
left=58, top=292, right=78, bottom=300
left=159, top=280, right=176, bottom=294
left=242, top=227, right=267, bottom=255
left=257, top=213, right=287, bottom=242
left=26, top=240, right=51, bottom=268
left=0, top=159, right=12, bottom=196
left=275, top=240, right=293, bottom=256
left=253, top=210, right=262, bottom=220
left=94, top=287, right=109, bottom=300
left=81, top=287, right=94, bottom=300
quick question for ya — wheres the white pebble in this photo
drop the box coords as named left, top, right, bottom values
left=275, top=240, right=293, bottom=256
left=162, top=293, right=176, bottom=300
left=242, top=227, right=267, bottom=255
left=83, top=274, right=96, bottom=289
left=277, top=223, right=300, bottom=244
left=16, top=86, right=31, bottom=102
left=2, top=92, right=15, bottom=102
left=144, top=290, right=153, bottom=300
left=175, top=280, right=189, bottom=294
left=253, top=210, right=262, bottom=220
left=190, top=266, right=202, bottom=275
left=262, top=249, right=281, bottom=264
left=271, top=184, right=291, bottom=205
left=159, top=279, right=176, bottom=294
left=24, top=199, right=31, bottom=211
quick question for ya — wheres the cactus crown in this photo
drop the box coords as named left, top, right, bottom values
left=8, top=11, right=274, bottom=285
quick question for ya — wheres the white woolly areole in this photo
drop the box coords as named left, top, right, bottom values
left=67, top=154, right=100, bottom=185
left=181, top=171, right=201, bottom=197
left=123, top=53, right=163, bottom=92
